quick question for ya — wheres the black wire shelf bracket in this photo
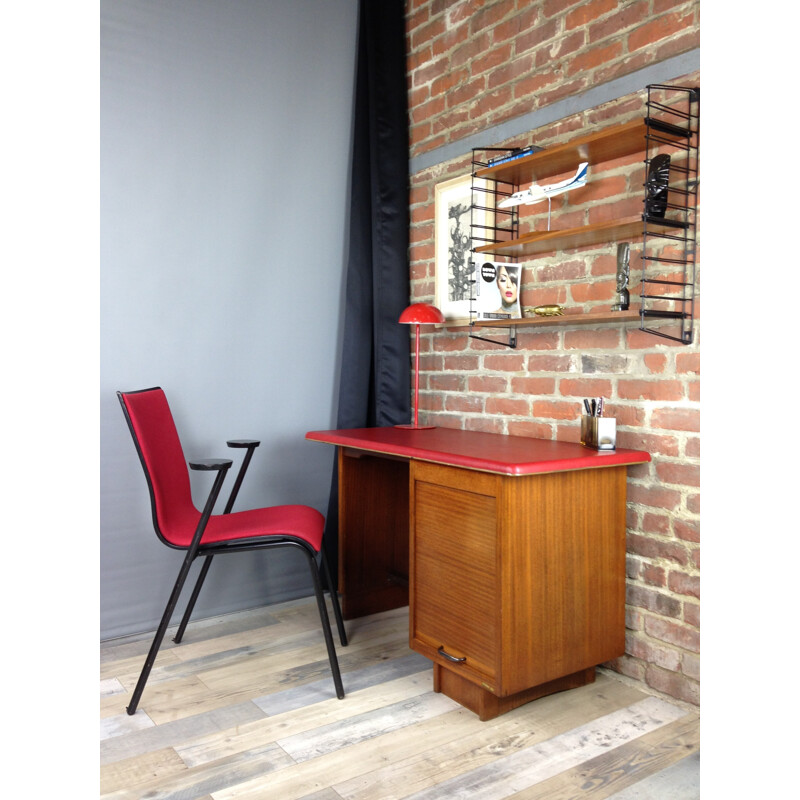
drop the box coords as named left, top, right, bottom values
left=639, top=84, right=700, bottom=345
left=467, top=147, right=529, bottom=349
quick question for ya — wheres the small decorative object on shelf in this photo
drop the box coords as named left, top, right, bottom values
left=532, top=304, right=564, bottom=317
left=612, top=243, right=630, bottom=311
left=497, top=162, right=589, bottom=210
left=644, top=153, right=671, bottom=218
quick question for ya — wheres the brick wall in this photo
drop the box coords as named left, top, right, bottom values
left=405, top=0, right=700, bottom=706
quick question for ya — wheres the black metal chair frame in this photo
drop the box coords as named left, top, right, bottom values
left=118, top=389, right=347, bottom=715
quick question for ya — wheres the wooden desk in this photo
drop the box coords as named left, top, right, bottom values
left=306, top=426, right=650, bottom=719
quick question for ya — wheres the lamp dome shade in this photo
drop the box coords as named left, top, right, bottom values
left=399, top=303, right=445, bottom=324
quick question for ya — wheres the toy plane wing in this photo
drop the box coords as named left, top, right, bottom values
left=498, top=162, right=589, bottom=209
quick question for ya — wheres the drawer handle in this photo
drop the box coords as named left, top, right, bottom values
left=438, top=646, right=466, bottom=663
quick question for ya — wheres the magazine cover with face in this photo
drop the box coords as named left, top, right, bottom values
left=473, top=259, right=522, bottom=320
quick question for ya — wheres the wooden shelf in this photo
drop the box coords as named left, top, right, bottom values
left=475, top=119, right=650, bottom=186
left=474, top=215, right=679, bottom=259
left=470, top=309, right=641, bottom=330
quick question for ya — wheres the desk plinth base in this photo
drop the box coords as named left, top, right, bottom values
left=433, top=664, right=596, bottom=722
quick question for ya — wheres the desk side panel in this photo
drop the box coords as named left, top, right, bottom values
left=338, top=449, right=409, bottom=619
left=501, top=466, right=629, bottom=694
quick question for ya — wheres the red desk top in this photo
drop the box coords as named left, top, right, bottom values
left=306, top=426, right=650, bottom=476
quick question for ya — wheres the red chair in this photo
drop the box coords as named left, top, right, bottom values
left=117, top=387, right=347, bottom=714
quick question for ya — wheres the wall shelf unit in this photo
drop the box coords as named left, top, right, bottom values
left=466, top=85, right=699, bottom=348
left=471, top=309, right=641, bottom=331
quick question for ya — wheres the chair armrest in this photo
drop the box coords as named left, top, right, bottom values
left=222, top=441, right=259, bottom=514
left=189, top=458, right=234, bottom=471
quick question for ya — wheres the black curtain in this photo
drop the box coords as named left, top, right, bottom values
left=323, top=0, right=411, bottom=585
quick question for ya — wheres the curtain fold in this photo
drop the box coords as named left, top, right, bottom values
left=324, top=0, right=411, bottom=585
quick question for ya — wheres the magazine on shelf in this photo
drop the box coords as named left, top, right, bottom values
left=473, top=258, right=522, bottom=320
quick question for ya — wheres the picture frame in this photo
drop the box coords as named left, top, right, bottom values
left=434, top=174, right=493, bottom=325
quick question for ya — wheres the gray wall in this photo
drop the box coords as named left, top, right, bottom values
left=101, top=0, right=359, bottom=640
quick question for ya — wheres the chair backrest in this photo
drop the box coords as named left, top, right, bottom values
left=118, top=387, right=200, bottom=548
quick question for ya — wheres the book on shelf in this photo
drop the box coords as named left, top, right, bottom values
left=472, top=259, right=522, bottom=321
left=486, top=145, right=542, bottom=168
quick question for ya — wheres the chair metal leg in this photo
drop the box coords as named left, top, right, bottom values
left=173, top=555, right=214, bottom=644
left=304, top=548, right=345, bottom=699
left=126, top=551, right=197, bottom=715
left=127, top=462, right=230, bottom=715
left=320, top=548, right=347, bottom=647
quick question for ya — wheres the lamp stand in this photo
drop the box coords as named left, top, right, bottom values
left=395, top=322, right=434, bottom=430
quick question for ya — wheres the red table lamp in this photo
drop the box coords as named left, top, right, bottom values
left=397, top=302, right=444, bottom=430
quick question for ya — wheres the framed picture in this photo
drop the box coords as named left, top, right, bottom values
left=434, top=174, right=493, bottom=324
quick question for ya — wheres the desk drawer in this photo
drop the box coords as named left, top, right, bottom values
left=410, top=463, right=499, bottom=686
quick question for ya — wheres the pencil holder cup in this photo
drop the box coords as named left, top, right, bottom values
left=581, top=415, right=616, bottom=451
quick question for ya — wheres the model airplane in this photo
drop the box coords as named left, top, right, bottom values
left=498, top=162, right=589, bottom=209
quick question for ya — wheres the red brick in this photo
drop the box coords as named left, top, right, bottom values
left=651, top=407, right=700, bottom=433
left=535, top=258, right=587, bottom=283
left=514, top=330, right=561, bottom=350
left=644, top=354, right=667, bottom=374
left=684, top=602, right=700, bottom=629
left=617, top=379, right=684, bottom=402
left=626, top=328, right=685, bottom=350
left=559, top=377, right=613, bottom=398
left=611, top=405, right=647, bottom=428
left=628, top=532, right=690, bottom=566
left=645, top=664, right=699, bottom=705
left=532, top=399, right=576, bottom=420
left=523, top=284, right=569, bottom=307
left=641, top=512, right=671, bottom=535
left=516, top=17, right=559, bottom=55
left=674, top=518, right=699, bottom=544
left=443, top=354, right=479, bottom=371
left=468, top=0, right=518, bottom=35
left=507, top=419, right=555, bottom=439
left=565, top=0, right=617, bottom=28
left=418, top=392, right=443, bottom=412
left=642, top=563, right=667, bottom=588
left=486, top=397, right=531, bottom=416
left=484, top=354, right=526, bottom=372
left=676, top=352, right=699, bottom=374
left=429, top=374, right=464, bottom=392
left=564, top=328, right=621, bottom=349
left=668, top=570, right=699, bottom=599
left=409, top=14, right=446, bottom=51
left=468, top=376, right=509, bottom=393
left=626, top=634, right=681, bottom=671
left=445, top=394, right=484, bottom=413
left=570, top=279, right=616, bottom=303
left=588, top=0, right=649, bottom=42
left=628, top=11, right=695, bottom=51
left=626, top=585, right=682, bottom=618
left=656, top=461, right=699, bottom=488
left=567, top=41, right=624, bottom=77
left=509, top=376, right=556, bottom=395
left=526, top=354, right=574, bottom=372
left=645, top=615, right=700, bottom=653
left=465, top=416, right=505, bottom=434
left=626, top=483, right=683, bottom=512
left=682, top=652, right=699, bottom=682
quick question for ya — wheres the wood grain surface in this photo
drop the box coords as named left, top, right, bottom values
left=100, top=597, right=699, bottom=799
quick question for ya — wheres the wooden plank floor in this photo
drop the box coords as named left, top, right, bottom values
left=100, top=597, right=699, bottom=799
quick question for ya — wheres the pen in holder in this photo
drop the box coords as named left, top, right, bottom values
left=581, top=415, right=616, bottom=451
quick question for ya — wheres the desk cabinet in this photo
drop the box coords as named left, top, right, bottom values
left=409, top=460, right=629, bottom=720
